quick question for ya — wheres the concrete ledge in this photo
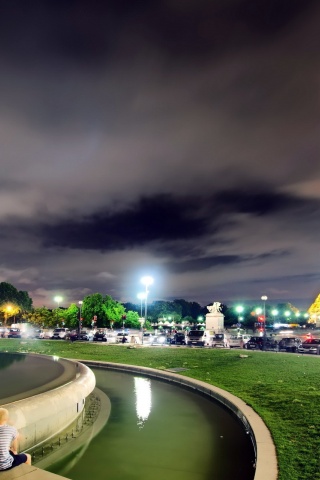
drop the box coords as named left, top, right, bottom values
left=83, top=360, right=278, bottom=480
left=35, top=387, right=111, bottom=471
left=4, top=360, right=96, bottom=451
left=0, top=464, right=69, bottom=480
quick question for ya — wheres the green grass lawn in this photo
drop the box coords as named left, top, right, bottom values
left=1, top=339, right=320, bottom=480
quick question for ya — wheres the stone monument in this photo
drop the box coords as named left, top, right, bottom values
left=206, top=302, right=224, bottom=332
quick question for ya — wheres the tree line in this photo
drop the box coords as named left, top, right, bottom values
left=0, top=281, right=309, bottom=331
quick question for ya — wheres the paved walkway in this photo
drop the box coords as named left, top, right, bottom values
left=0, top=464, right=69, bottom=480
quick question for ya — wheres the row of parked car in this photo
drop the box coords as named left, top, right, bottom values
left=2, top=325, right=319, bottom=355
left=244, top=335, right=320, bottom=354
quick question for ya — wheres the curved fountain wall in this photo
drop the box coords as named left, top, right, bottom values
left=3, top=358, right=96, bottom=451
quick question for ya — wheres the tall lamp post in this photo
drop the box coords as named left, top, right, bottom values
left=235, top=306, right=244, bottom=333
left=54, top=295, right=63, bottom=326
left=271, top=309, right=278, bottom=327
left=78, top=301, right=83, bottom=334
left=140, top=276, right=154, bottom=344
left=137, top=292, right=147, bottom=318
left=261, top=295, right=268, bottom=349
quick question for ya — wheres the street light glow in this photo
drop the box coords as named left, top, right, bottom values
left=137, top=292, right=147, bottom=301
left=54, top=295, right=63, bottom=305
left=140, top=276, right=154, bottom=344
left=141, top=276, right=154, bottom=288
left=235, top=305, right=244, bottom=314
left=137, top=292, right=147, bottom=318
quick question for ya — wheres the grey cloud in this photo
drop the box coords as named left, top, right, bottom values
left=164, top=250, right=291, bottom=274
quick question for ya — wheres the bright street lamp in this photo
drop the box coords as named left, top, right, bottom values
left=140, top=276, right=154, bottom=344
left=235, top=306, right=244, bottom=333
left=271, top=309, right=278, bottom=326
left=261, top=296, right=268, bottom=345
left=54, top=295, right=63, bottom=308
left=140, top=276, right=153, bottom=322
left=54, top=296, right=63, bottom=325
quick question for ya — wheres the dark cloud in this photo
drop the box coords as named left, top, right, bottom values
left=32, top=188, right=320, bottom=254
left=0, top=0, right=316, bottom=65
left=39, top=194, right=209, bottom=250
left=164, top=250, right=291, bottom=274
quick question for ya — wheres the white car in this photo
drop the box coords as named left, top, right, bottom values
left=52, top=328, right=69, bottom=339
left=241, top=334, right=252, bottom=348
left=228, top=335, right=242, bottom=348
left=38, top=329, right=54, bottom=339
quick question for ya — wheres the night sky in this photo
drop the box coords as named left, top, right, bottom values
left=0, top=0, right=319, bottom=309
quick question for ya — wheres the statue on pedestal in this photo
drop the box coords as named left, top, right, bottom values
left=207, top=302, right=222, bottom=314
left=206, top=302, right=224, bottom=332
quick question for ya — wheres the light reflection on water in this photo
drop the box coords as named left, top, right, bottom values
left=134, top=377, right=152, bottom=429
left=48, top=368, right=255, bottom=480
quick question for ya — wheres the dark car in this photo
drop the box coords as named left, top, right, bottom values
left=278, top=337, right=302, bottom=353
left=93, top=331, right=107, bottom=342
left=297, top=338, right=320, bottom=355
left=246, top=336, right=278, bottom=351
left=69, top=331, right=90, bottom=341
left=170, top=333, right=186, bottom=345
left=7, top=328, right=21, bottom=338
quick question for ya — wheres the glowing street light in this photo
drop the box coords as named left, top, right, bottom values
left=140, top=276, right=154, bottom=344
left=261, top=296, right=268, bottom=346
left=235, top=305, right=244, bottom=333
left=140, top=276, right=153, bottom=322
left=261, top=296, right=268, bottom=319
left=235, top=305, right=244, bottom=320
left=271, top=309, right=278, bottom=326
left=197, top=316, right=204, bottom=325
left=54, top=295, right=63, bottom=308
left=54, top=295, right=63, bottom=325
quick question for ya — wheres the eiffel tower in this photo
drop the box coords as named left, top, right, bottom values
left=307, top=294, right=320, bottom=327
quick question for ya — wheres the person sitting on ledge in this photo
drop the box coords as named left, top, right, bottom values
left=0, top=408, right=31, bottom=471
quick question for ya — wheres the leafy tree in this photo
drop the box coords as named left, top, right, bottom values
left=0, top=282, right=33, bottom=323
left=105, top=295, right=126, bottom=328
left=81, top=293, right=106, bottom=328
left=80, top=293, right=126, bottom=328
left=122, top=302, right=139, bottom=314
left=17, top=290, right=33, bottom=311
left=63, top=304, right=79, bottom=329
left=27, top=307, right=55, bottom=327
left=123, top=310, right=140, bottom=329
